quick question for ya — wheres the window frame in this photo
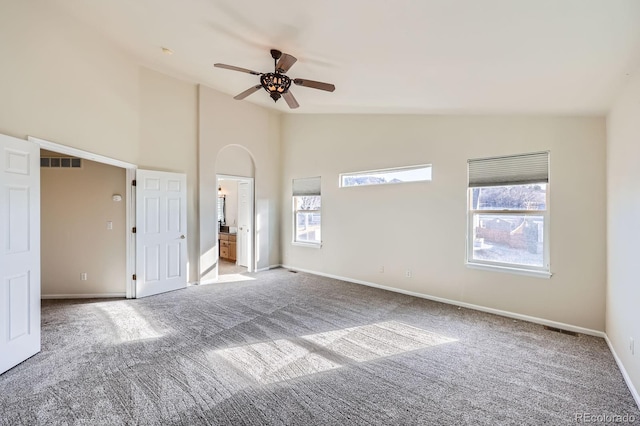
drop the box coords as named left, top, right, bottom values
left=292, top=176, right=322, bottom=248
left=292, top=195, right=322, bottom=247
left=466, top=187, right=551, bottom=277
left=339, top=164, right=432, bottom=188
left=466, top=151, right=551, bottom=278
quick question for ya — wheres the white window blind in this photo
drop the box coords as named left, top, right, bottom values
left=292, top=177, right=321, bottom=196
left=468, top=152, right=549, bottom=187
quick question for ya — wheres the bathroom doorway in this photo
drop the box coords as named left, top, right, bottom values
left=216, top=175, right=254, bottom=278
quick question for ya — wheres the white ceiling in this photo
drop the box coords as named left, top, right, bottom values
left=51, top=0, right=640, bottom=115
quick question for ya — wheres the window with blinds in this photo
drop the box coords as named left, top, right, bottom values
left=292, top=177, right=321, bottom=246
left=467, top=151, right=550, bottom=276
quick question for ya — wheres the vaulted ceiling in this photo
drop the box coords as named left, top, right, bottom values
left=51, top=0, right=640, bottom=114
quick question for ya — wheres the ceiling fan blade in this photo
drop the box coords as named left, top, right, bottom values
left=293, top=78, right=335, bottom=92
left=214, top=63, right=262, bottom=76
left=282, top=91, right=300, bottom=109
left=234, top=85, right=262, bottom=100
left=276, top=54, right=297, bottom=73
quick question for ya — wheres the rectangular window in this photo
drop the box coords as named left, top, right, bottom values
left=340, top=164, right=432, bottom=188
left=467, top=152, right=550, bottom=276
left=217, top=196, right=225, bottom=225
left=293, top=177, right=321, bottom=246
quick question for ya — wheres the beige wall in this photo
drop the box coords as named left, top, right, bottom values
left=281, top=114, right=607, bottom=332
left=607, top=70, right=640, bottom=396
left=0, top=0, right=139, bottom=161
left=139, top=68, right=199, bottom=282
left=0, top=2, right=200, bottom=283
left=199, top=85, right=281, bottom=282
left=41, top=153, right=126, bottom=296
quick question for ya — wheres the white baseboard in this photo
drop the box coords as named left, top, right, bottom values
left=41, top=293, right=125, bottom=299
left=280, top=264, right=605, bottom=338
left=256, top=264, right=282, bottom=272
left=605, top=335, right=640, bottom=410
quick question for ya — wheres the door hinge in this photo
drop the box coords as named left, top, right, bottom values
left=132, top=227, right=136, bottom=233
left=132, top=274, right=137, bottom=281
left=132, top=179, right=136, bottom=186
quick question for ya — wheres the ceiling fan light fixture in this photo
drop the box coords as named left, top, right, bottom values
left=261, top=72, right=291, bottom=102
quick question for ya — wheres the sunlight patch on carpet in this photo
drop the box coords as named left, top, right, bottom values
left=96, top=302, right=162, bottom=342
left=302, top=320, right=457, bottom=362
left=216, top=321, right=456, bottom=384
left=216, top=273, right=256, bottom=283
left=217, top=339, right=341, bottom=384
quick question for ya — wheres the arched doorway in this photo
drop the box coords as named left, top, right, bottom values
left=214, top=145, right=256, bottom=281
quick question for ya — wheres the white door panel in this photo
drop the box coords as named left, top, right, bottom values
left=237, top=181, right=252, bottom=269
left=135, top=170, right=187, bottom=298
left=0, top=134, right=40, bottom=374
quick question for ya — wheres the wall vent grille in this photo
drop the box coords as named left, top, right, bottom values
left=41, top=157, right=82, bottom=168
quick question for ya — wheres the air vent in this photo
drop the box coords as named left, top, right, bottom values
left=40, top=157, right=82, bottom=168
left=544, top=325, right=578, bottom=337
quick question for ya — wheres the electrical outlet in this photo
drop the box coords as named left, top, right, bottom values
left=630, top=338, right=635, bottom=355
left=81, top=273, right=88, bottom=281
left=107, top=221, right=113, bottom=230
left=379, top=266, right=384, bottom=273
left=405, top=269, right=412, bottom=278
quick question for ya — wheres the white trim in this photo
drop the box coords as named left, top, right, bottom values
left=256, top=264, right=282, bottom=272
left=466, top=262, right=552, bottom=278
left=29, top=135, right=138, bottom=299
left=42, top=293, right=125, bottom=299
left=280, top=264, right=604, bottom=338
left=126, top=168, right=136, bottom=298
left=292, top=241, right=322, bottom=249
left=605, top=334, right=640, bottom=410
left=30, top=136, right=136, bottom=169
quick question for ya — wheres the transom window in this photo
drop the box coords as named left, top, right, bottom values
left=340, top=164, right=432, bottom=188
left=467, top=152, right=550, bottom=276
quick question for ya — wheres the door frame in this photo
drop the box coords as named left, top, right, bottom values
left=216, top=174, right=255, bottom=275
left=27, top=136, right=138, bottom=298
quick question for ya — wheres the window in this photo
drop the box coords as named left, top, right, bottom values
left=340, top=164, right=432, bottom=187
left=217, top=196, right=225, bottom=225
left=467, top=152, right=550, bottom=276
left=293, top=177, right=321, bottom=246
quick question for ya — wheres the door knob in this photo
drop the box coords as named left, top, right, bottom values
left=180, top=235, right=185, bottom=239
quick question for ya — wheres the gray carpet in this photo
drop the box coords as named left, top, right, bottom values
left=1, top=268, right=638, bottom=425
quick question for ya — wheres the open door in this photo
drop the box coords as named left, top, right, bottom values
left=237, top=180, right=253, bottom=270
left=0, top=134, right=40, bottom=374
left=135, top=170, right=187, bottom=298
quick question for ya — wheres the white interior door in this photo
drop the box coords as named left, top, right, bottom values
left=237, top=181, right=252, bottom=269
left=135, top=170, right=187, bottom=298
left=0, top=134, right=40, bottom=374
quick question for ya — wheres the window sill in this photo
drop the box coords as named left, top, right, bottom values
left=466, top=262, right=552, bottom=279
left=292, top=241, right=322, bottom=249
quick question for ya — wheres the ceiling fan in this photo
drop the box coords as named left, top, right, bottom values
left=214, top=49, right=335, bottom=109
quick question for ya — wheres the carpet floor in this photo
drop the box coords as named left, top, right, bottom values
left=1, top=268, right=638, bottom=425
